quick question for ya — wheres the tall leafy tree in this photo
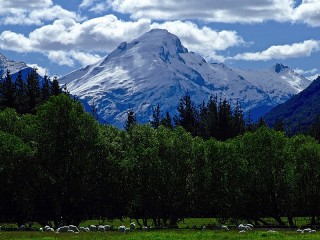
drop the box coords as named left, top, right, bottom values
left=51, top=76, right=62, bottom=96
left=35, top=94, right=101, bottom=225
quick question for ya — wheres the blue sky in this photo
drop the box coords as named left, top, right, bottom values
left=0, top=0, right=319, bottom=79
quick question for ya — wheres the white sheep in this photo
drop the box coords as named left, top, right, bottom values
left=68, top=225, right=79, bottom=233
left=98, top=225, right=105, bottom=232
left=89, top=225, right=97, bottom=232
left=104, top=225, right=111, bottom=231
left=202, top=226, right=206, bottom=230
left=56, top=226, right=69, bottom=233
left=310, top=230, right=316, bottom=233
left=303, top=228, right=312, bottom=233
left=221, top=225, right=229, bottom=231
left=142, top=226, right=148, bottom=231
left=297, top=229, right=303, bottom=233
left=45, top=227, right=54, bottom=232
left=118, top=225, right=126, bottom=233
left=39, top=228, right=43, bottom=232
left=130, top=222, right=136, bottom=231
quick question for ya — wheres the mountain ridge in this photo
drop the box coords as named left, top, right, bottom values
left=46, top=29, right=312, bottom=127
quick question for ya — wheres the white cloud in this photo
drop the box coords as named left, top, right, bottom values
left=151, top=21, right=244, bottom=61
left=0, top=15, right=245, bottom=65
left=108, top=0, right=295, bottom=24
left=0, top=15, right=151, bottom=53
left=48, top=51, right=75, bottom=67
left=0, top=0, right=81, bottom=26
left=27, top=63, right=50, bottom=76
left=80, top=0, right=96, bottom=8
left=229, top=40, right=320, bottom=61
left=0, top=0, right=53, bottom=10
left=293, top=0, right=320, bottom=27
left=294, top=67, right=319, bottom=80
left=47, top=50, right=102, bottom=67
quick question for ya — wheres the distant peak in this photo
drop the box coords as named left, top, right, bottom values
left=274, top=63, right=289, bottom=73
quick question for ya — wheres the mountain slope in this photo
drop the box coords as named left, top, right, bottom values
left=264, top=76, right=320, bottom=132
left=0, top=53, right=43, bottom=82
left=60, top=29, right=311, bottom=127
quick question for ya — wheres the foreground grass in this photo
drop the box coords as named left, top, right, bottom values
left=0, top=230, right=318, bottom=240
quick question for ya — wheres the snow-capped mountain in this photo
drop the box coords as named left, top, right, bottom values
left=0, top=53, right=42, bottom=81
left=60, top=29, right=311, bottom=127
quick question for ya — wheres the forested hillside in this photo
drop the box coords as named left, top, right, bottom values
left=1, top=89, right=320, bottom=227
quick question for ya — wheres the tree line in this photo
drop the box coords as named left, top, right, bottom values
left=0, top=91, right=320, bottom=227
left=0, top=69, right=62, bottom=114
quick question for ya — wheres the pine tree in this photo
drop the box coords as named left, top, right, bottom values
left=217, top=98, right=232, bottom=141
left=150, top=104, right=161, bottom=129
left=125, top=110, right=137, bottom=132
left=51, top=76, right=62, bottom=96
left=161, top=111, right=173, bottom=129
left=232, top=101, right=246, bottom=137
left=41, top=74, right=51, bottom=102
left=14, top=70, right=28, bottom=114
left=174, top=94, right=198, bottom=136
left=0, top=70, right=16, bottom=109
left=26, top=68, right=41, bottom=113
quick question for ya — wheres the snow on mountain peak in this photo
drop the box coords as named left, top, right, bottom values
left=0, top=53, right=29, bottom=76
left=60, top=29, right=311, bottom=127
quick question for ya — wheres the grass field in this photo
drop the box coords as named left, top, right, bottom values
left=0, top=230, right=318, bottom=240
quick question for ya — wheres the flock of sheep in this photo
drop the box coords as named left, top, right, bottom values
left=215, top=223, right=317, bottom=234
left=0, top=222, right=317, bottom=234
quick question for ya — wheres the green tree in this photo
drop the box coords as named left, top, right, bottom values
left=160, top=111, right=173, bottom=129
left=174, top=94, right=198, bottom=136
left=125, top=110, right=137, bottom=131
left=51, top=76, right=62, bottom=96
left=26, top=68, right=41, bottom=113
left=14, top=70, right=28, bottom=114
left=35, top=94, right=101, bottom=225
left=150, top=103, right=161, bottom=129
left=0, top=70, right=16, bottom=109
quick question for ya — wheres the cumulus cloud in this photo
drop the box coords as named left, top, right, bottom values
left=229, top=40, right=320, bottom=61
left=0, top=14, right=245, bottom=65
left=108, top=0, right=294, bottom=24
left=0, top=0, right=81, bottom=26
left=79, top=0, right=109, bottom=13
left=151, top=21, right=244, bottom=61
left=0, top=0, right=53, bottom=10
left=293, top=0, right=320, bottom=27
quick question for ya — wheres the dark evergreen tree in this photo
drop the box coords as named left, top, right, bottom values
left=14, top=70, right=28, bottom=114
left=174, top=94, right=198, bottom=136
left=26, top=68, right=41, bottom=113
left=125, top=110, right=137, bottom=132
left=0, top=70, right=16, bottom=109
left=51, top=76, right=62, bottom=96
left=274, top=118, right=285, bottom=132
left=150, top=103, right=161, bottom=129
left=217, top=98, right=232, bottom=141
left=41, top=74, right=51, bottom=102
left=160, top=111, right=173, bottom=129
left=232, top=101, right=246, bottom=137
